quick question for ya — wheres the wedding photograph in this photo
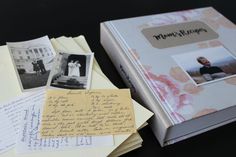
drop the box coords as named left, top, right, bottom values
left=48, top=52, right=94, bottom=89
left=7, top=36, right=55, bottom=91
left=172, top=46, right=236, bottom=85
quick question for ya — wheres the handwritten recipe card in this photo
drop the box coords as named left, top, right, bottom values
left=40, top=89, right=136, bottom=137
left=17, top=95, right=113, bottom=154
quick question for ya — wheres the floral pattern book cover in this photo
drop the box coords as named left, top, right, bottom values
left=106, top=7, right=236, bottom=124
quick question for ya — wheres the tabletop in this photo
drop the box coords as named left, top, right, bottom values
left=0, top=0, right=235, bottom=156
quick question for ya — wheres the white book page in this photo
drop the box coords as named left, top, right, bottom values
left=0, top=92, right=38, bottom=154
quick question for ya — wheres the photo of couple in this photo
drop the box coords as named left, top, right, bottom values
left=32, top=59, right=47, bottom=75
left=48, top=52, right=94, bottom=89
left=173, top=46, right=236, bottom=85
left=68, top=60, right=81, bottom=77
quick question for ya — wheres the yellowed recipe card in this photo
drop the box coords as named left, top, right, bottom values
left=40, top=89, right=136, bottom=137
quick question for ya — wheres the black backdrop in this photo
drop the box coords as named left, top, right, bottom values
left=0, top=0, right=235, bottom=156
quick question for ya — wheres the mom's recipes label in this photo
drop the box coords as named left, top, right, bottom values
left=142, top=21, right=218, bottom=49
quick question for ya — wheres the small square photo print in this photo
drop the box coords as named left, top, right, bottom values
left=47, top=52, right=94, bottom=89
left=172, top=46, right=236, bottom=86
left=7, top=36, right=56, bottom=91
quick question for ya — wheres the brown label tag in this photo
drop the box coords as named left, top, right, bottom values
left=142, top=21, right=219, bottom=49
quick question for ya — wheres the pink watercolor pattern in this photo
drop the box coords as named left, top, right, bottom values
left=169, top=67, right=189, bottom=83
left=144, top=69, right=194, bottom=123
left=183, top=83, right=203, bottom=94
left=197, top=40, right=222, bottom=49
left=139, top=7, right=236, bottom=30
left=201, top=8, right=236, bottom=30
left=127, top=48, right=205, bottom=123
left=225, top=77, right=236, bottom=86
left=127, top=45, right=225, bottom=122
left=131, top=8, right=236, bottom=122
left=129, top=49, right=140, bottom=60
left=193, top=108, right=217, bottom=118
left=146, top=9, right=199, bottom=27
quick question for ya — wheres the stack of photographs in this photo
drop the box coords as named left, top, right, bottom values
left=7, top=36, right=94, bottom=91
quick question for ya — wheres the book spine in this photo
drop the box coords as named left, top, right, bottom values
left=100, top=22, right=172, bottom=146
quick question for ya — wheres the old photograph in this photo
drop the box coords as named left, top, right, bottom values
left=7, top=36, right=56, bottom=91
left=172, top=46, right=236, bottom=86
left=48, top=52, right=94, bottom=89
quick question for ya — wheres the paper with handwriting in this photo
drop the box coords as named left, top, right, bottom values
left=40, top=89, right=136, bottom=137
left=17, top=96, right=113, bottom=153
left=0, top=91, right=44, bottom=154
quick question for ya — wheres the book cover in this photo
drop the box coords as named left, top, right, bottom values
left=101, top=7, right=236, bottom=146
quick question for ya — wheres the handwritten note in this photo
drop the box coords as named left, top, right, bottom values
left=0, top=91, right=44, bottom=154
left=17, top=97, right=113, bottom=154
left=40, top=89, right=136, bottom=137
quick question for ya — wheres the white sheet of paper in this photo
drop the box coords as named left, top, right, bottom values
left=0, top=92, right=39, bottom=154
left=0, top=109, right=16, bottom=154
left=16, top=93, right=113, bottom=154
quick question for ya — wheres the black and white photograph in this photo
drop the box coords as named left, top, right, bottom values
left=48, top=52, right=94, bottom=89
left=172, top=46, right=236, bottom=86
left=7, top=36, right=56, bottom=91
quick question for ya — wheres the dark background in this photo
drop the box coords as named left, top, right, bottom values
left=0, top=0, right=235, bottom=156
